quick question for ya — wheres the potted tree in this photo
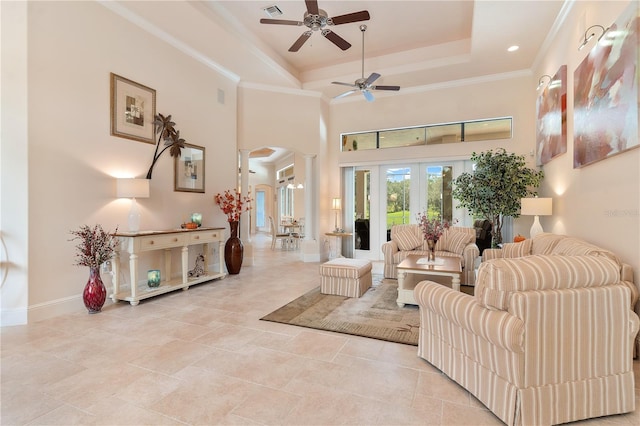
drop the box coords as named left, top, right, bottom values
left=452, top=148, right=543, bottom=247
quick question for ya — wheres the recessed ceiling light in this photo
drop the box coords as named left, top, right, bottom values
left=507, top=45, right=520, bottom=52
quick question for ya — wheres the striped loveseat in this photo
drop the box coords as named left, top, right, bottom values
left=382, top=224, right=479, bottom=285
left=415, top=242, right=639, bottom=425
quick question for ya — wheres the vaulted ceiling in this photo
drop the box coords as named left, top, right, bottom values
left=108, top=1, right=568, bottom=100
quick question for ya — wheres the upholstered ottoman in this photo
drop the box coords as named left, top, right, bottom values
left=319, top=258, right=372, bottom=297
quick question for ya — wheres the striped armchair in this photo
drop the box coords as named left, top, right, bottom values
left=415, top=254, right=639, bottom=425
left=382, top=224, right=479, bottom=285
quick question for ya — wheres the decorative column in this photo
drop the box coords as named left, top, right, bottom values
left=239, top=149, right=253, bottom=266
left=304, top=154, right=316, bottom=241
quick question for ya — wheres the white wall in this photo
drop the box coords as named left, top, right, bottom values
left=1, top=1, right=239, bottom=324
left=328, top=74, right=539, bottom=246
left=534, top=0, right=639, bottom=273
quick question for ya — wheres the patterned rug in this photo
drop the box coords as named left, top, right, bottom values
left=260, top=277, right=420, bottom=346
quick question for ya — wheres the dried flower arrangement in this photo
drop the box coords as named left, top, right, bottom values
left=416, top=213, right=455, bottom=242
left=69, top=224, right=119, bottom=269
left=214, top=189, right=252, bottom=223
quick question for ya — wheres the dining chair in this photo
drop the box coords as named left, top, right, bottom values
left=269, top=216, right=291, bottom=250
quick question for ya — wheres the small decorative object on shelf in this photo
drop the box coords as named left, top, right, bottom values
left=69, top=224, right=119, bottom=314
left=214, top=188, right=252, bottom=274
left=147, top=269, right=161, bottom=287
left=514, top=234, right=526, bottom=243
left=188, top=254, right=205, bottom=278
left=191, top=213, right=202, bottom=227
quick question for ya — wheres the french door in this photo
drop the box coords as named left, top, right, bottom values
left=343, top=160, right=474, bottom=260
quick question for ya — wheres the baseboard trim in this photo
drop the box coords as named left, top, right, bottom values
left=1, top=308, right=28, bottom=326
left=29, top=294, right=86, bottom=322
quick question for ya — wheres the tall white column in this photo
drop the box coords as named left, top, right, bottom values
left=240, top=149, right=253, bottom=266
left=304, top=154, right=316, bottom=240
left=240, top=149, right=251, bottom=242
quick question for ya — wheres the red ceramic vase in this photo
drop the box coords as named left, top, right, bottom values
left=83, top=267, right=107, bottom=314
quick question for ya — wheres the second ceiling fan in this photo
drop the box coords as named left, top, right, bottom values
left=332, top=25, right=401, bottom=102
left=260, top=0, right=370, bottom=52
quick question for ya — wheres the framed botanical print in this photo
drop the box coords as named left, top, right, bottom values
left=110, top=73, right=156, bottom=144
left=175, top=143, right=205, bottom=193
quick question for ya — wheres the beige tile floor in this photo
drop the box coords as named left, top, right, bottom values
left=2, top=232, right=639, bottom=425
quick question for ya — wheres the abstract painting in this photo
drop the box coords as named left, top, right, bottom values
left=536, top=65, right=567, bottom=165
left=573, top=2, right=639, bottom=168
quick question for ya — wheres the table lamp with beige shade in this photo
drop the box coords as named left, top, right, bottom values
left=332, top=198, right=342, bottom=232
left=520, top=197, right=552, bottom=238
left=116, top=178, right=150, bottom=232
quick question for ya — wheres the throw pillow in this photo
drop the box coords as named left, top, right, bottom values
left=394, top=229, right=423, bottom=251
left=441, top=230, right=473, bottom=254
left=501, top=239, right=532, bottom=258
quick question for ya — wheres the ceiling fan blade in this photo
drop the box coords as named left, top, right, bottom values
left=334, top=89, right=358, bottom=100
left=362, top=90, right=375, bottom=102
left=305, top=0, right=319, bottom=15
left=331, top=81, right=358, bottom=88
left=364, top=73, right=381, bottom=86
left=289, top=32, right=312, bottom=52
left=372, top=85, right=401, bottom=91
left=322, top=29, right=351, bottom=50
left=259, top=18, right=302, bottom=26
left=330, top=10, right=370, bottom=25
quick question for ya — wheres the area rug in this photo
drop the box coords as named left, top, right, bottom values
left=260, top=277, right=420, bottom=346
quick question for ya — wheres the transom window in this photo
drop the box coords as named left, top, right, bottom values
left=341, top=117, right=512, bottom=152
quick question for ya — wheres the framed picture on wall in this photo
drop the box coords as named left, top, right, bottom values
left=110, top=73, right=156, bottom=144
left=175, top=143, right=205, bottom=193
left=573, top=2, right=639, bottom=168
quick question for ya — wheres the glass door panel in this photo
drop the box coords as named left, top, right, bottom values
left=424, top=165, right=453, bottom=221
left=354, top=169, right=370, bottom=251
left=386, top=168, right=411, bottom=240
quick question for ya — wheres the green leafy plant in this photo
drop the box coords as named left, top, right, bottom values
left=146, top=113, right=185, bottom=179
left=69, top=225, right=119, bottom=269
left=452, top=148, right=543, bottom=247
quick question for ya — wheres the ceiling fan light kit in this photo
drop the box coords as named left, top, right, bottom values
left=259, top=0, right=370, bottom=52
left=332, top=25, right=401, bottom=102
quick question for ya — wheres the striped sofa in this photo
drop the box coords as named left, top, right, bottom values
left=382, top=224, right=479, bottom=285
left=415, top=250, right=639, bottom=425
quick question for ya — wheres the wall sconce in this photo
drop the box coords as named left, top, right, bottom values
left=116, top=178, right=150, bottom=232
left=520, top=197, right=553, bottom=238
left=536, top=75, right=552, bottom=90
left=332, top=198, right=342, bottom=232
left=578, top=24, right=610, bottom=50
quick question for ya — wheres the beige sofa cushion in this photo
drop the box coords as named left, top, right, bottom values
left=393, top=227, right=423, bottom=250
left=476, top=255, right=621, bottom=311
left=530, top=233, right=565, bottom=255
left=551, top=237, right=620, bottom=264
left=501, top=239, right=532, bottom=258
left=436, top=228, right=474, bottom=255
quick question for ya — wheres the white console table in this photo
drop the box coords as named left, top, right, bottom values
left=112, top=227, right=226, bottom=305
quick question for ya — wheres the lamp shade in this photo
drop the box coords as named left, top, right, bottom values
left=332, top=198, right=342, bottom=210
left=117, top=178, right=150, bottom=199
left=520, top=197, right=552, bottom=216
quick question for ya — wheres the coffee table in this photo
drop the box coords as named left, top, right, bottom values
left=396, top=254, right=462, bottom=307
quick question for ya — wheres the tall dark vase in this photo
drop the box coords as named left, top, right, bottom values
left=224, top=221, right=244, bottom=274
left=83, top=267, right=107, bottom=314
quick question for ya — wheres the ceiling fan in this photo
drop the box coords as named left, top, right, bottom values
left=332, top=25, right=401, bottom=102
left=259, top=0, right=370, bottom=52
